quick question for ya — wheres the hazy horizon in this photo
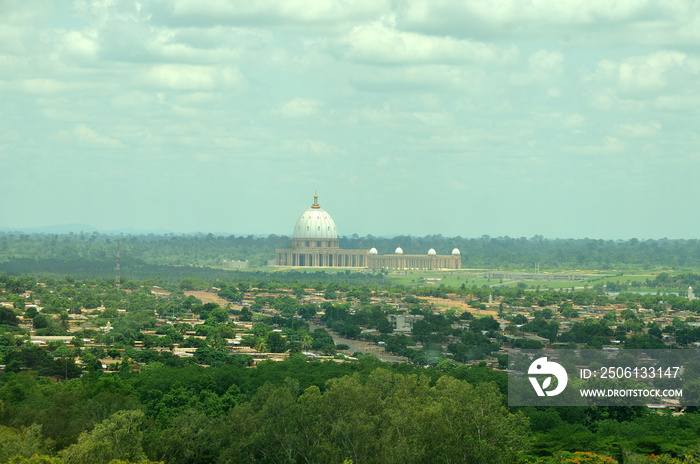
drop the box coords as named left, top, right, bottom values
left=0, top=222, right=692, bottom=242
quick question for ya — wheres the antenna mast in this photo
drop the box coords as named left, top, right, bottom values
left=115, top=241, right=121, bottom=290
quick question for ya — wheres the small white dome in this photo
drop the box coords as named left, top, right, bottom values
left=395, top=247, right=403, bottom=255
left=428, top=248, right=436, bottom=255
left=369, top=247, right=378, bottom=255
left=451, top=248, right=461, bottom=255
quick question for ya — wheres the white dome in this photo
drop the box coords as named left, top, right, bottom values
left=293, top=195, right=338, bottom=240
left=395, top=247, right=403, bottom=254
left=428, top=248, right=436, bottom=255
left=369, top=247, right=378, bottom=255
left=451, top=248, right=461, bottom=255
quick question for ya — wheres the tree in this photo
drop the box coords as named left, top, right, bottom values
left=24, top=306, right=39, bottom=319
left=300, top=332, right=313, bottom=352
left=538, top=451, right=618, bottom=464
left=0, top=424, right=51, bottom=462
left=376, top=317, right=394, bottom=334
left=0, top=307, right=19, bottom=326
left=470, top=316, right=499, bottom=333
left=59, top=311, right=70, bottom=329
left=254, top=337, right=267, bottom=353
left=426, top=377, right=529, bottom=464
left=266, top=331, right=287, bottom=353
left=208, top=307, right=229, bottom=323
left=61, top=409, right=147, bottom=464
left=33, top=314, right=51, bottom=329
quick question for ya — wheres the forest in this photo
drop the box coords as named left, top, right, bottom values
left=3, top=231, right=700, bottom=271
left=4, top=230, right=700, bottom=463
left=3, top=271, right=700, bottom=464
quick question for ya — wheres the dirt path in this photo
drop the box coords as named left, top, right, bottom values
left=422, top=296, right=498, bottom=317
left=310, top=322, right=409, bottom=363
left=184, top=291, right=239, bottom=309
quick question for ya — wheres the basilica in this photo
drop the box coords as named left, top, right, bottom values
left=274, top=195, right=461, bottom=270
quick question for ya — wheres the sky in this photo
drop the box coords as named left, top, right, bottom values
left=1, top=0, right=699, bottom=240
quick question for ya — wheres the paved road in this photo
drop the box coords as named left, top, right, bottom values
left=310, top=323, right=409, bottom=363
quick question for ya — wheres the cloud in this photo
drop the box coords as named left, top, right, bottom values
left=276, top=98, right=323, bottom=118
left=618, top=51, right=690, bottom=93
left=588, top=87, right=647, bottom=112
left=588, top=51, right=696, bottom=96
left=347, top=64, right=487, bottom=93
left=339, top=18, right=517, bottom=65
left=572, top=136, right=626, bottom=156
left=282, top=139, right=343, bottom=156
left=510, top=49, right=564, bottom=86
left=614, top=122, right=662, bottom=138
left=59, top=30, right=99, bottom=59
left=653, top=94, right=700, bottom=111
left=549, top=112, right=586, bottom=128
left=18, top=79, right=74, bottom=95
left=529, top=50, right=564, bottom=76
left=396, top=0, right=698, bottom=46
left=142, top=64, right=244, bottom=90
left=55, top=124, right=123, bottom=148
left=399, top=0, right=652, bottom=27
left=149, top=0, right=389, bottom=28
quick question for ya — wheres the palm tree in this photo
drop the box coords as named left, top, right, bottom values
left=175, top=323, right=192, bottom=335
left=300, top=333, right=313, bottom=352
left=208, top=334, right=226, bottom=350
left=255, top=337, right=267, bottom=353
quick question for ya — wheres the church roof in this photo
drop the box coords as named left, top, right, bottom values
left=293, top=194, right=338, bottom=240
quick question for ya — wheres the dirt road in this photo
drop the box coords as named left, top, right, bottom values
left=309, top=322, right=409, bottom=363
left=185, top=291, right=241, bottom=309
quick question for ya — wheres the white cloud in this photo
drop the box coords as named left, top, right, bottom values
left=588, top=51, right=697, bottom=98
left=411, top=111, right=450, bottom=126
left=340, top=19, right=517, bottom=65
left=142, top=64, right=244, bottom=90
left=18, top=79, right=73, bottom=95
left=152, top=0, right=389, bottom=27
left=588, top=87, right=647, bottom=112
left=614, top=122, right=661, bottom=138
left=55, top=124, right=123, bottom=147
left=111, top=91, right=156, bottom=109
left=573, top=136, right=626, bottom=156
left=510, top=49, right=564, bottom=86
left=396, top=0, right=699, bottom=47
left=618, top=51, right=689, bottom=93
left=282, top=139, right=343, bottom=156
left=653, top=95, right=700, bottom=111
left=142, top=27, right=252, bottom=64
left=59, top=30, right=99, bottom=58
left=400, top=0, right=652, bottom=26
left=348, top=64, right=486, bottom=93
left=550, top=112, right=586, bottom=128
left=529, top=50, right=563, bottom=76
left=276, top=98, right=323, bottom=118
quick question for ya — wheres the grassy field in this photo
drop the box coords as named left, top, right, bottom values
left=382, top=269, right=669, bottom=291
left=217, top=265, right=684, bottom=293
